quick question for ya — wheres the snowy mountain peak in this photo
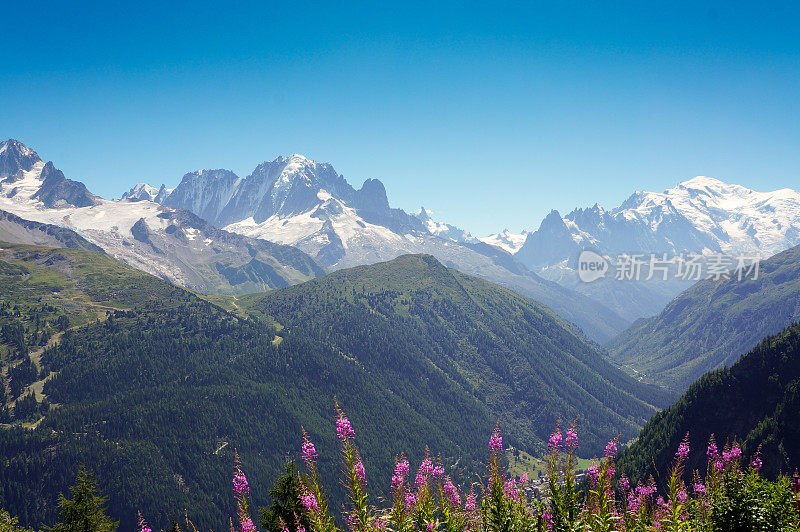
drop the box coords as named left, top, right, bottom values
left=0, top=139, right=43, bottom=181
left=122, top=183, right=160, bottom=201
left=678, top=175, right=727, bottom=189
left=0, top=139, right=40, bottom=159
left=478, top=229, right=529, bottom=254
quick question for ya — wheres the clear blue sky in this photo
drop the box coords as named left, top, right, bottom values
left=2, top=1, right=798, bottom=235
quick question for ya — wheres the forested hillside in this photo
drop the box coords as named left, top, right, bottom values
left=617, top=321, right=800, bottom=488
left=608, top=244, right=800, bottom=392
left=0, top=248, right=666, bottom=532
left=238, top=254, right=671, bottom=450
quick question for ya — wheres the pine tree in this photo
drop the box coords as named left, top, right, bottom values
left=0, top=507, right=34, bottom=532
left=259, top=462, right=309, bottom=532
left=48, top=466, right=117, bottom=532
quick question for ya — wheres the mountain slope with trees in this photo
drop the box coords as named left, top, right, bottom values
left=0, top=249, right=664, bottom=531
left=608, top=244, right=800, bottom=392
left=617, top=321, right=800, bottom=488
left=238, top=254, right=671, bottom=447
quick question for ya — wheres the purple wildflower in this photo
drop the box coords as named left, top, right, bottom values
left=587, top=465, right=600, bottom=484
left=233, top=470, right=250, bottom=497
left=548, top=430, right=562, bottom=451
left=241, top=518, right=256, bottom=532
left=301, top=439, right=317, bottom=465
left=300, top=491, right=319, bottom=512
left=489, top=426, right=503, bottom=453
left=675, top=439, right=690, bottom=460
left=707, top=438, right=719, bottom=460
left=752, top=457, right=763, bottom=470
left=503, top=478, right=519, bottom=500
left=336, top=415, right=355, bottom=442
left=564, top=429, right=578, bottom=451
left=694, top=483, right=706, bottom=495
left=404, top=492, right=417, bottom=509
left=391, top=459, right=410, bottom=489
left=415, top=458, right=434, bottom=486
left=354, top=460, right=366, bottom=485
left=604, top=439, right=618, bottom=459
left=443, top=478, right=461, bottom=507
left=464, top=492, right=477, bottom=512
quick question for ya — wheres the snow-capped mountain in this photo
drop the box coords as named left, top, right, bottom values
left=153, top=152, right=630, bottom=342
left=412, top=207, right=476, bottom=243
left=479, top=229, right=529, bottom=254
left=122, top=183, right=173, bottom=203
left=515, top=176, right=800, bottom=320
left=0, top=139, right=323, bottom=293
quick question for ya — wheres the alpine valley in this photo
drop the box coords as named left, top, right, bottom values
left=3, top=137, right=800, bottom=531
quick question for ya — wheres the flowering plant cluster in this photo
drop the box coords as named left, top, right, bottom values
left=135, top=414, right=800, bottom=532
left=289, top=412, right=800, bottom=531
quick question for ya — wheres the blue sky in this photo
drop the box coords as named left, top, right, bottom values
left=2, top=1, right=798, bottom=235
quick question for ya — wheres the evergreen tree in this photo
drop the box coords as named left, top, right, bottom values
left=259, top=462, right=309, bottom=532
left=48, top=467, right=117, bottom=532
left=0, top=507, right=34, bottom=532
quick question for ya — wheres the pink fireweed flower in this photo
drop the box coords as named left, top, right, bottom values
left=415, top=458, right=434, bottom=486
left=425, top=524, right=434, bottom=532
left=489, top=426, right=503, bottom=453
left=404, top=492, right=417, bottom=509
left=354, top=460, right=366, bottom=485
left=675, top=439, right=690, bottom=460
left=548, top=430, right=562, bottom=451
left=443, top=478, right=461, bottom=507
left=465, top=492, right=477, bottom=512
left=520, top=473, right=529, bottom=484
left=336, top=415, right=355, bottom=442
left=587, top=465, right=600, bottom=484
left=233, top=470, right=250, bottom=497
left=707, top=438, right=719, bottom=460
left=564, top=429, right=578, bottom=451
left=240, top=518, right=256, bottom=532
left=301, top=440, right=317, bottom=465
left=432, top=465, right=444, bottom=477
left=619, top=476, right=630, bottom=491
left=752, top=457, right=763, bottom=470
left=300, top=491, right=319, bottom=512
left=627, top=493, right=640, bottom=513
left=542, top=512, right=553, bottom=531
left=729, top=444, right=742, bottom=461
left=694, top=483, right=707, bottom=495
left=391, top=459, right=410, bottom=488
left=676, top=490, right=688, bottom=503
left=604, top=439, right=618, bottom=459
left=503, top=478, right=519, bottom=500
